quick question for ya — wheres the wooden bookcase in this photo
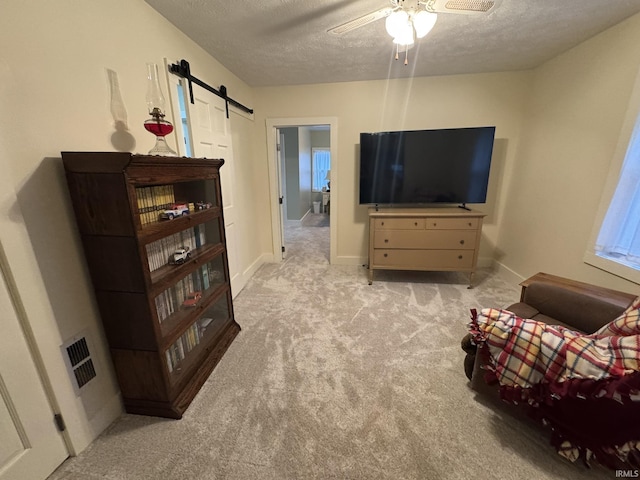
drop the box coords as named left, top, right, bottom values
left=62, top=152, right=240, bottom=418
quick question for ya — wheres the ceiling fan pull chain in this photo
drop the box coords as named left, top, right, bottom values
left=395, top=43, right=399, bottom=61
left=405, top=49, right=409, bottom=65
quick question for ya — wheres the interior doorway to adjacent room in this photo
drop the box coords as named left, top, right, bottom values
left=266, top=118, right=338, bottom=264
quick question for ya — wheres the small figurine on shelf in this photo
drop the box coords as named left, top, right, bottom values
left=182, top=291, right=202, bottom=308
left=160, top=202, right=189, bottom=220
left=169, top=246, right=191, bottom=265
left=197, top=317, right=213, bottom=336
left=195, top=201, right=213, bottom=211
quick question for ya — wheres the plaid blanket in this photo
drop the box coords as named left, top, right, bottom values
left=468, top=298, right=640, bottom=467
left=469, top=297, right=640, bottom=395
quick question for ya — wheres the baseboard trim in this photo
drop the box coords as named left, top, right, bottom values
left=72, top=391, right=123, bottom=455
left=477, top=256, right=494, bottom=269
left=242, top=253, right=269, bottom=277
left=493, top=260, right=525, bottom=285
left=233, top=253, right=272, bottom=298
left=332, top=255, right=368, bottom=266
left=300, top=209, right=312, bottom=223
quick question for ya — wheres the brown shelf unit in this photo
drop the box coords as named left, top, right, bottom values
left=62, top=151, right=240, bottom=418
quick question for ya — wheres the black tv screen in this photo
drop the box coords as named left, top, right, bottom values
left=359, top=126, right=495, bottom=205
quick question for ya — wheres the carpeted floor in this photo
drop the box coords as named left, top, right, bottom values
left=48, top=213, right=609, bottom=479
left=301, top=212, right=330, bottom=227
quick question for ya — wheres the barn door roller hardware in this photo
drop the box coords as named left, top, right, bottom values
left=169, top=59, right=254, bottom=118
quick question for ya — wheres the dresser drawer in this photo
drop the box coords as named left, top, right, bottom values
left=373, top=249, right=475, bottom=269
left=374, top=218, right=424, bottom=230
left=425, top=217, right=479, bottom=230
left=373, top=230, right=477, bottom=249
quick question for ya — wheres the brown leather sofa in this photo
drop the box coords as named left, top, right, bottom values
left=461, top=272, right=639, bottom=468
left=463, top=272, right=636, bottom=385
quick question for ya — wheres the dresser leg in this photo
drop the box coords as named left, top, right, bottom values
left=368, top=267, right=374, bottom=285
left=467, top=271, right=475, bottom=289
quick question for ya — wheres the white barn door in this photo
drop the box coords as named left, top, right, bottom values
left=184, top=86, right=242, bottom=297
left=0, top=254, right=68, bottom=480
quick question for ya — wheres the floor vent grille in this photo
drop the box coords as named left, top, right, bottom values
left=63, top=335, right=97, bottom=393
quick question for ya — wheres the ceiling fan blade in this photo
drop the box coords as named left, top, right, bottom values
left=421, top=0, right=501, bottom=15
left=328, top=7, right=393, bottom=35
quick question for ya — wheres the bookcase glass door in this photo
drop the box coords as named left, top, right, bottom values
left=164, top=291, right=232, bottom=383
left=145, top=217, right=222, bottom=278
left=135, top=179, right=218, bottom=227
left=154, top=253, right=227, bottom=333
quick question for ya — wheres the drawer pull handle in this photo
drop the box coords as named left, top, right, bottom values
left=468, top=222, right=472, bottom=227
left=459, top=240, right=465, bottom=245
left=384, top=239, right=389, bottom=243
left=433, top=222, right=437, bottom=226
left=458, top=255, right=463, bottom=260
left=381, top=221, right=385, bottom=226
left=414, top=222, right=418, bottom=226
left=384, top=253, right=388, bottom=258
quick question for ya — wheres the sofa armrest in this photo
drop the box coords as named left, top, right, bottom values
left=520, top=272, right=636, bottom=310
left=519, top=273, right=636, bottom=333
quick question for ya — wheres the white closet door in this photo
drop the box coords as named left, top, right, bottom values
left=0, top=255, right=68, bottom=480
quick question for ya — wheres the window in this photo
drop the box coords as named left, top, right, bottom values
left=312, top=148, right=330, bottom=192
left=594, top=113, right=640, bottom=271
left=585, top=66, right=640, bottom=284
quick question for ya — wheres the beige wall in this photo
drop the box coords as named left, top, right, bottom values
left=495, top=13, right=640, bottom=293
left=0, top=0, right=268, bottom=454
left=253, top=72, right=531, bottom=264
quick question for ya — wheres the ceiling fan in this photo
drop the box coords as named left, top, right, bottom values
left=328, top=0, right=500, bottom=63
left=328, top=0, right=501, bottom=36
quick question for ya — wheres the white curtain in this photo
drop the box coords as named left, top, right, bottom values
left=595, top=111, right=640, bottom=267
left=312, top=149, right=331, bottom=191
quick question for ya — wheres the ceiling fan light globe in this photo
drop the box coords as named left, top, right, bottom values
left=413, top=11, right=437, bottom=38
left=385, top=10, right=409, bottom=38
left=393, top=24, right=415, bottom=46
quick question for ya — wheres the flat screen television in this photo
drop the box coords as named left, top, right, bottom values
left=359, top=126, right=495, bottom=206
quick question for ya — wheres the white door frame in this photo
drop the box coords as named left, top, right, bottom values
left=277, top=130, right=287, bottom=258
left=266, top=117, right=338, bottom=264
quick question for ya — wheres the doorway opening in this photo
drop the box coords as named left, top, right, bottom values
left=266, top=117, right=338, bottom=265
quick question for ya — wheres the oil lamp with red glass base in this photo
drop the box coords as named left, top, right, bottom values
left=144, top=63, right=177, bottom=156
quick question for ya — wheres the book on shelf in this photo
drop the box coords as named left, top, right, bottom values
left=145, top=226, right=207, bottom=273
left=135, top=184, right=176, bottom=225
left=164, top=323, right=202, bottom=373
left=201, top=265, right=210, bottom=290
left=154, top=257, right=226, bottom=325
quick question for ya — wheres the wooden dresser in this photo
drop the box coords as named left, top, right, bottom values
left=367, top=207, right=486, bottom=287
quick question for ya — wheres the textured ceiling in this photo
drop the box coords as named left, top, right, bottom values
left=144, top=0, right=640, bottom=87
